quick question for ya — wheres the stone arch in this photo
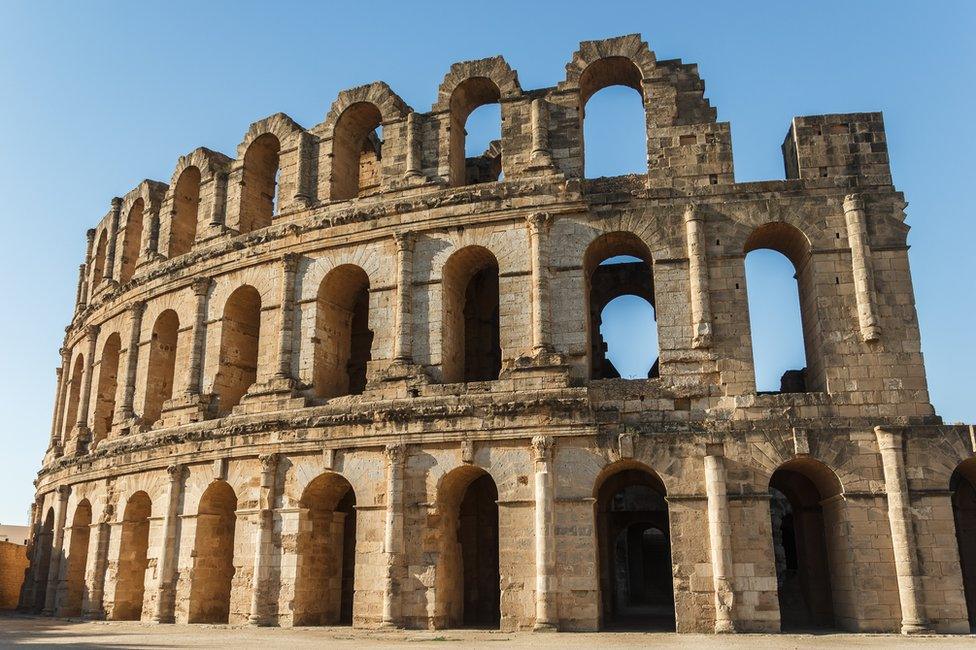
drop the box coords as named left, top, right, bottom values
left=583, top=231, right=658, bottom=379
left=91, top=332, right=122, bottom=446
left=61, top=499, right=92, bottom=616
left=62, top=353, right=85, bottom=441
left=91, top=229, right=109, bottom=288
left=214, top=284, right=262, bottom=413
left=743, top=221, right=824, bottom=393
left=112, top=491, right=152, bottom=621
left=767, top=456, right=845, bottom=631
left=188, top=480, right=238, bottom=624
left=117, top=180, right=166, bottom=282
left=592, top=459, right=674, bottom=630
left=143, top=309, right=180, bottom=426
left=238, top=133, right=280, bottom=234
left=293, top=471, right=357, bottom=626
left=433, top=464, right=500, bottom=629
left=951, top=457, right=976, bottom=630
left=313, top=264, right=373, bottom=399
left=440, top=245, right=500, bottom=383
left=32, top=507, right=56, bottom=611
left=169, top=166, right=201, bottom=257
left=119, top=198, right=144, bottom=284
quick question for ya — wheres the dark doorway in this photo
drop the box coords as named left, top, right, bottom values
left=459, top=473, right=500, bottom=627
left=951, top=461, right=976, bottom=631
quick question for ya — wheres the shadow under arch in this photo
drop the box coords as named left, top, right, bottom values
left=433, top=464, right=500, bottom=629
left=292, top=471, right=357, bottom=626
left=440, top=245, right=501, bottom=383
left=188, top=480, right=238, bottom=624
left=951, top=458, right=976, bottom=631
left=61, top=499, right=92, bottom=616
left=112, top=491, right=152, bottom=621
left=768, top=456, right=844, bottom=631
left=314, top=264, right=373, bottom=400
left=593, top=459, right=674, bottom=631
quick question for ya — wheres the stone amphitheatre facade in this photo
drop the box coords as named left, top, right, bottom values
left=18, top=34, right=976, bottom=635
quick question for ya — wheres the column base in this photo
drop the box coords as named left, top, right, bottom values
left=714, top=619, right=736, bottom=634
left=901, top=622, right=933, bottom=635
left=500, top=349, right=571, bottom=388
left=365, top=360, right=431, bottom=398
left=234, top=378, right=308, bottom=415
left=157, top=393, right=218, bottom=428
left=533, top=621, right=558, bottom=632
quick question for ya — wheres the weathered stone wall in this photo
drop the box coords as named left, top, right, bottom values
left=0, top=541, right=28, bottom=609
left=20, top=34, right=976, bottom=636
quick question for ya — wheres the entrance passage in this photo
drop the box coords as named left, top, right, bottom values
left=33, top=509, right=55, bottom=611
left=769, top=463, right=836, bottom=630
left=951, top=459, right=976, bottom=631
left=293, top=473, right=357, bottom=626
left=595, top=466, right=674, bottom=630
left=188, top=481, right=237, bottom=624
left=435, top=468, right=500, bottom=628
left=113, top=492, right=151, bottom=621
left=61, top=500, right=92, bottom=616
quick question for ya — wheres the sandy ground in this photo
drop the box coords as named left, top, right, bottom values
left=1, top=613, right=975, bottom=649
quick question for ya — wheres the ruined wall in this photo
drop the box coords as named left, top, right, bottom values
left=0, top=541, right=28, bottom=609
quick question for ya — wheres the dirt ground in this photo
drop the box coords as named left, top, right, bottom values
left=1, top=613, right=974, bottom=649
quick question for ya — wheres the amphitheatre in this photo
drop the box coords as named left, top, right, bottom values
left=16, top=33, right=976, bottom=636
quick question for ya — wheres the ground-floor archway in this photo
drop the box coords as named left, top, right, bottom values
left=113, top=492, right=152, bottom=621
left=595, top=463, right=674, bottom=631
left=951, top=458, right=976, bottom=631
left=435, top=467, right=500, bottom=629
left=188, top=481, right=238, bottom=624
left=61, top=500, right=92, bottom=616
left=32, top=509, right=55, bottom=611
left=293, top=472, right=357, bottom=625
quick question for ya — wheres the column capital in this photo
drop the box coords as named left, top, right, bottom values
left=394, top=230, right=414, bottom=252
left=874, top=425, right=904, bottom=450
left=56, top=484, right=71, bottom=500
left=259, top=452, right=279, bottom=472
left=110, top=196, right=123, bottom=210
left=384, top=443, right=406, bottom=466
left=844, top=193, right=865, bottom=213
left=85, top=324, right=100, bottom=341
left=166, top=463, right=187, bottom=483
left=59, top=347, right=70, bottom=362
left=683, top=203, right=702, bottom=223
left=55, top=366, right=63, bottom=378
left=191, top=277, right=213, bottom=297
left=531, top=435, right=555, bottom=463
left=129, top=300, right=146, bottom=317
left=282, top=252, right=302, bottom=273
left=86, top=228, right=96, bottom=243
left=526, top=212, right=552, bottom=233
left=100, top=503, right=115, bottom=524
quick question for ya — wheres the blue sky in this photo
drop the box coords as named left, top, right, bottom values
left=0, top=1, right=973, bottom=524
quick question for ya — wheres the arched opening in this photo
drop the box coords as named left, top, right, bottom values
left=142, top=310, right=180, bottom=426
left=240, top=134, right=280, bottom=233
left=313, top=265, right=373, bottom=399
left=449, top=78, right=502, bottom=187
left=293, top=473, right=357, bottom=626
left=744, top=222, right=821, bottom=393
left=112, top=491, right=151, bottom=621
left=170, top=166, right=201, bottom=257
left=768, top=458, right=843, bottom=631
left=215, top=285, right=261, bottom=414
left=62, top=355, right=85, bottom=440
left=119, top=199, right=143, bottom=283
left=32, top=508, right=55, bottom=611
left=434, top=467, right=500, bottom=629
left=579, top=57, right=646, bottom=179
left=585, top=233, right=658, bottom=379
left=331, top=102, right=383, bottom=201
left=188, top=481, right=237, bottom=624
left=92, top=333, right=121, bottom=446
left=61, top=500, right=92, bottom=616
left=594, top=464, right=674, bottom=630
left=951, top=458, right=976, bottom=631
left=92, top=230, right=108, bottom=288
left=441, top=246, right=501, bottom=383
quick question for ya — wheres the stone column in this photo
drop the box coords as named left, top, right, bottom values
left=381, top=443, right=405, bottom=627
left=393, top=232, right=414, bottom=363
left=405, top=112, right=423, bottom=181
left=82, top=503, right=113, bottom=619
left=81, top=228, right=96, bottom=306
left=874, top=426, right=930, bottom=634
left=103, top=197, right=122, bottom=282
left=152, top=464, right=185, bottom=623
left=843, top=194, right=882, bottom=342
left=294, top=132, right=312, bottom=206
left=208, top=172, right=229, bottom=229
left=527, top=212, right=553, bottom=354
left=529, top=98, right=553, bottom=168
left=73, top=325, right=99, bottom=452
left=684, top=204, right=713, bottom=349
left=184, top=277, right=213, bottom=397
left=49, top=351, right=69, bottom=452
left=531, top=435, right=557, bottom=630
left=249, top=453, right=279, bottom=625
left=117, top=300, right=145, bottom=423
left=275, top=254, right=301, bottom=381
left=43, top=485, right=71, bottom=615
left=74, top=264, right=88, bottom=313
left=703, top=444, right=735, bottom=633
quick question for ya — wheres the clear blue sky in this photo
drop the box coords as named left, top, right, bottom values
left=1, top=1, right=973, bottom=524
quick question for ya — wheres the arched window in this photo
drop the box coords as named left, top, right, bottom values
left=594, top=463, right=674, bottom=631
left=434, top=466, right=500, bottom=629
left=951, top=459, right=976, bottom=630
left=143, top=310, right=180, bottom=426
left=449, top=78, right=502, bottom=187
left=240, top=134, right=280, bottom=233
left=313, top=265, right=372, bottom=399
left=744, top=223, right=821, bottom=393
left=188, top=481, right=237, bottom=624
left=92, top=230, right=108, bottom=288
left=584, top=233, right=658, bottom=379
left=293, top=472, right=357, bottom=626
left=62, top=355, right=85, bottom=440
left=215, top=285, right=261, bottom=413
left=61, top=500, right=92, bottom=616
left=113, top=491, right=151, bottom=621
left=579, top=57, right=646, bottom=178
left=92, top=333, right=121, bottom=446
left=440, top=246, right=501, bottom=383
left=170, top=166, right=201, bottom=257
left=332, top=102, right=383, bottom=201
left=119, top=199, right=143, bottom=284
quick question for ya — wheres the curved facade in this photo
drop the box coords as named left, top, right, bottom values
left=20, top=34, right=976, bottom=633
